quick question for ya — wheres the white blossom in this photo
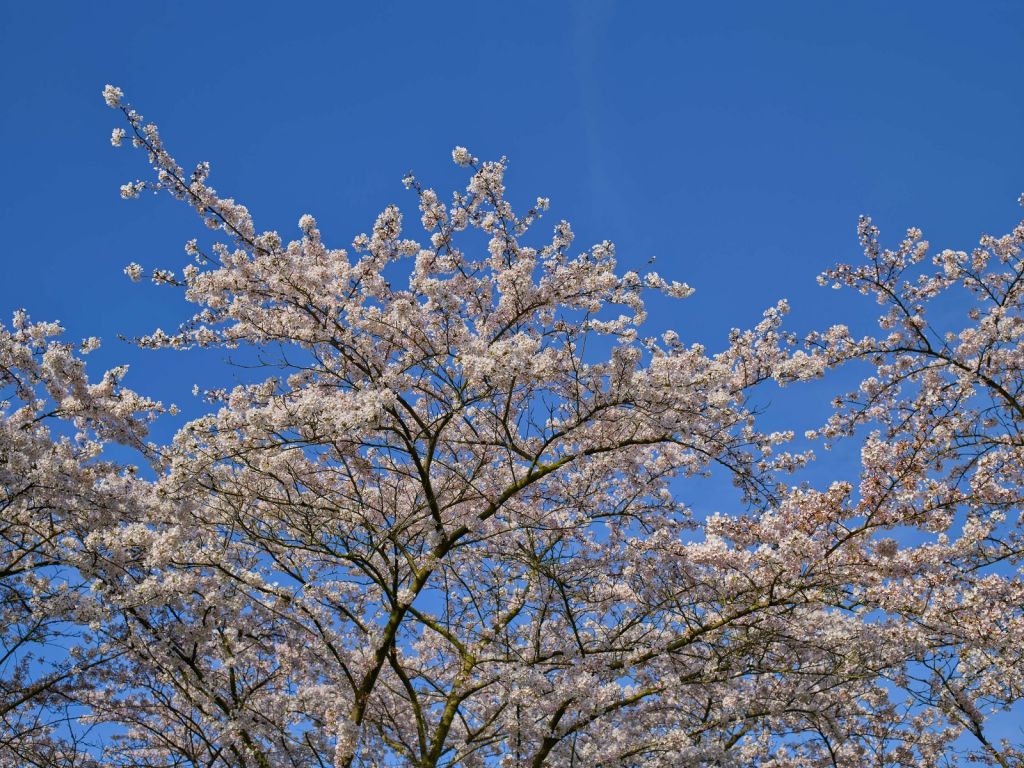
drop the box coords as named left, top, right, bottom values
left=451, top=145, right=475, bottom=166
left=102, top=84, right=124, bottom=108
left=123, top=262, right=143, bottom=282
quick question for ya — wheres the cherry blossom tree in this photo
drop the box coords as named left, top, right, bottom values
left=0, top=313, right=160, bottom=767
left=1, top=85, right=1021, bottom=767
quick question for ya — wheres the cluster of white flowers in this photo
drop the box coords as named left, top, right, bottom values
left=102, top=84, right=123, bottom=108
left=123, top=262, right=144, bottom=282
left=451, top=145, right=475, bottom=166
left=150, top=268, right=176, bottom=285
left=120, top=181, right=144, bottom=199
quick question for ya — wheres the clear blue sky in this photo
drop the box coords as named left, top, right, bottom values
left=1, top=1, right=1022, bottom=427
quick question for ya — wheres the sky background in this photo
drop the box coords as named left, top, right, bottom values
left=2, top=1, right=1022, bottom=414
left=0, top=1, right=1022, bottom=474
left=1, top=0, right=1024, bottom=751
left=1, top=0, right=1022, bottom=506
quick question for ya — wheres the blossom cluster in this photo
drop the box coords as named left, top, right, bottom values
left=1, top=86, right=1021, bottom=768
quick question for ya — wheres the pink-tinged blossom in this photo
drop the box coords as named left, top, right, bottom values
left=451, top=145, right=475, bottom=166
left=123, top=262, right=143, bottom=282
left=102, top=84, right=123, bottom=108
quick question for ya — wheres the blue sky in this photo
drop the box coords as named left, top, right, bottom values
left=2, top=0, right=1021, bottom=510
left=1, top=1, right=1022, bottom=486
left=2, top=1, right=1022, bottom=408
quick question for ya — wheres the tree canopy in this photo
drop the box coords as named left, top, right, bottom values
left=1, top=86, right=1022, bottom=767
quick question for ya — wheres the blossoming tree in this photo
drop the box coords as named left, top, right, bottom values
left=1, top=85, right=1021, bottom=767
